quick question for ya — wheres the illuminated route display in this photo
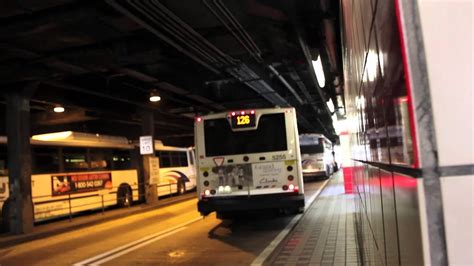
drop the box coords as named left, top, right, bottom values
left=230, top=111, right=256, bottom=129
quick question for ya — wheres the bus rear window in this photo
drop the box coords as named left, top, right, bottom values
left=300, top=145, right=324, bottom=154
left=204, top=113, right=287, bottom=156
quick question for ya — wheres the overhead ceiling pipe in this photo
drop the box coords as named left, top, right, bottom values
left=106, top=0, right=221, bottom=74
left=215, top=0, right=261, bottom=55
left=108, top=0, right=317, bottom=131
left=142, top=0, right=238, bottom=66
left=129, top=0, right=221, bottom=66
left=202, top=0, right=259, bottom=62
left=203, top=0, right=262, bottom=63
left=204, top=0, right=308, bottom=109
left=133, top=1, right=219, bottom=65
left=268, top=65, right=304, bottom=105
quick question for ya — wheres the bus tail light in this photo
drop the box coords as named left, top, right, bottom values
left=282, top=185, right=288, bottom=191
left=289, top=184, right=295, bottom=190
left=210, top=189, right=216, bottom=195
left=288, top=175, right=294, bottom=181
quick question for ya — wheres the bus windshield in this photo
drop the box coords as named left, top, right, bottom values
left=300, top=145, right=324, bottom=154
left=204, top=113, right=287, bottom=156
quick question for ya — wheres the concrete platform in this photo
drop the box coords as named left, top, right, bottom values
left=266, top=173, right=361, bottom=266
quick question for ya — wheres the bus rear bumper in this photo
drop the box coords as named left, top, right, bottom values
left=303, top=170, right=326, bottom=179
left=197, top=193, right=305, bottom=216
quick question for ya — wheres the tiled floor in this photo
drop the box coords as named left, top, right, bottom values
left=267, top=173, right=361, bottom=266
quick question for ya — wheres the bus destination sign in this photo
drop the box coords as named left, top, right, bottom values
left=230, top=111, right=256, bottom=129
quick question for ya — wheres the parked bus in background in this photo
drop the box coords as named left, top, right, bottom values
left=194, top=107, right=304, bottom=218
left=0, top=131, right=140, bottom=226
left=153, top=141, right=196, bottom=196
left=299, top=134, right=336, bottom=180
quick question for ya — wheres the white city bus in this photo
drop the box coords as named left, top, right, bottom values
left=153, top=141, right=196, bottom=196
left=0, top=131, right=140, bottom=224
left=194, top=107, right=304, bottom=217
left=299, top=134, right=335, bottom=180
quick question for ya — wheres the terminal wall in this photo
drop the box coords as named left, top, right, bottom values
left=341, top=0, right=424, bottom=264
left=417, top=0, right=473, bottom=264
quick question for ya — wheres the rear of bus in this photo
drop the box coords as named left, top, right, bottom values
left=194, top=108, right=304, bottom=216
left=299, top=134, right=335, bottom=179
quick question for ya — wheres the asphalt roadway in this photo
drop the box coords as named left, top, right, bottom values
left=0, top=179, right=327, bottom=266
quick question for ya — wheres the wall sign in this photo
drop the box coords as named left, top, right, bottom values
left=140, top=135, right=154, bottom=155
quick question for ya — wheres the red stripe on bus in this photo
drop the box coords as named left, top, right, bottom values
left=394, top=0, right=420, bottom=168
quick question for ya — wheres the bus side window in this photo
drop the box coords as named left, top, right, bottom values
left=159, top=151, right=171, bottom=168
left=188, top=150, right=195, bottom=166
left=170, top=151, right=179, bottom=167
left=179, top=152, right=188, bottom=167
left=112, top=149, right=132, bottom=170
left=89, top=148, right=112, bottom=171
left=0, top=145, right=7, bottom=176
left=63, top=147, right=89, bottom=172
left=33, top=147, right=60, bottom=174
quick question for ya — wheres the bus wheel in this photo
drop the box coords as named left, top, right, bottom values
left=117, top=185, right=132, bottom=207
left=324, top=166, right=331, bottom=179
left=177, top=181, right=186, bottom=195
left=297, top=206, right=304, bottom=214
left=216, top=211, right=233, bottom=220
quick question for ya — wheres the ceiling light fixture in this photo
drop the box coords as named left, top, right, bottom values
left=312, top=55, right=326, bottom=88
left=53, top=105, right=65, bottom=113
left=149, top=90, right=161, bottom=102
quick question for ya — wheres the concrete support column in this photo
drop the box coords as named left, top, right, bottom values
left=5, top=91, right=34, bottom=234
left=141, top=110, right=157, bottom=204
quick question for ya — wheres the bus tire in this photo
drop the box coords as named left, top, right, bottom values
left=324, top=166, right=330, bottom=179
left=297, top=206, right=304, bottom=214
left=117, top=185, right=132, bottom=208
left=1, top=198, right=11, bottom=233
left=216, top=211, right=234, bottom=220
left=177, top=180, right=186, bottom=195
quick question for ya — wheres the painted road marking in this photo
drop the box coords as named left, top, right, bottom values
left=251, top=178, right=331, bottom=266
left=74, top=216, right=202, bottom=266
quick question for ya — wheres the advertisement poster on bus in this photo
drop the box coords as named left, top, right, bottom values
left=252, top=161, right=285, bottom=188
left=51, top=172, right=113, bottom=196
left=211, top=164, right=253, bottom=188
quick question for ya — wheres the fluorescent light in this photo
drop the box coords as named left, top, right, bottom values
left=327, top=99, right=335, bottom=113
left=365, top=50, right=378, bottom=82
left=149, top=95, right=161, bottom=102
left=32, top=131, right=73, bottom=141
left=53, top=106, right=65, bottom=113
left=312, top=56, right=326, bottom=88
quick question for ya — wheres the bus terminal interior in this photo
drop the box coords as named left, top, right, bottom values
left=0, top=1, right=472, bottom=265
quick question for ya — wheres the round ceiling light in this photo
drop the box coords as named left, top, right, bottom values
left=53, top=106, right=65, bottom=113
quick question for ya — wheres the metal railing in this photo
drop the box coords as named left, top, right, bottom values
left=0, top=181, right=184, bottom=223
